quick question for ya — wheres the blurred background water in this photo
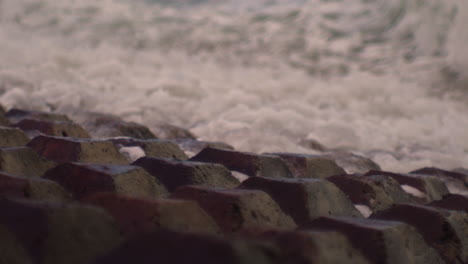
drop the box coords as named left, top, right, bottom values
left=0, top=0, right=467, bottom=172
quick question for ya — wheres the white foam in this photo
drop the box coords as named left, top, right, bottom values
left=401, top=184, right=427, bottom=199
left=118, top=146, right=146, bottom=162
left=231, top=171, right=249, bottom=183
left=0, top=0, right=467, bottom=173
left=354, top=204, right=372, bottom=218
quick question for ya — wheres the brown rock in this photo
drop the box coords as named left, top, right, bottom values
left=172, top=186, right=296, bottom=233
left=5, top=108, right=70, bottom=123
left=326, top=174, right=415, bottom=214
left=133, top=157, right=239, bottom=192
left=266, top=153, right=346, bottom=178
left=0, top=106, right=10, bottom=126
left=152, top=123, right=196, bottom=140
left=301, top=217, right=444, bottom=264
left=0, top=147, right=56, bottom=177
left=428, top=194, right=468, bottom=213
left=175, top=138, right=234, bottom=156
left=13, top=119, right=91, bottom=138
left=83, top=192, right=220, bottom=236
left=93, top=229, right=276, bottom=264
left=373, top=203, right=468, bottom=264
left=0, top=171, right=71, bottom=202
left=323, top=150, right=381, bottom=173
left=0, top=198, right=123, bottom=264
left=252, top=230, right=369, bottom=264
left=190, top=147, right=293, bottom=178
left=0, top=126, right=30, bottom=147
left=43, top=163, right=168, bottom=200
left=109, top=137, right=188, bottom=160
left=27, top=135, right=128, bottom=164
left=239, top=177, right=362, bottom=225
left=75, top=112, right=156, bottom=139
left=364, top=170, right=449, bottom=202
left=410, top=167, right=468, bottom=195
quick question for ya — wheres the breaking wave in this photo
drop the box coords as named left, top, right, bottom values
left=0, top=0, right=467, bottom=172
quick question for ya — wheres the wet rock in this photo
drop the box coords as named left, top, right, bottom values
left=43, top=163, right=168, bottom=200
left=410, top=167, right=468, bottom=195
left=5, top=108, right=70, bottom=123
left=428, top=194, right=468, bottom=213
left=93, top=229, right=275, bottom=264
left=172, top=186, right=296, bottom=234
left=302, top=217, right=444, bottom=264
left=0, top=126, right=30, bottom=147
left=0, top=147, right=56, bottom=177
left=27, top=135, right=128, bottom=164
left=190, top=147, right=293, bottom=178
left=251, top=230, right=369, bottom=264
left=83, top=192, right=220, bottom=236
left=133, top=157, right=239, bottom=192
left=239, top=177, right=362, bottom=225
left=327, top=174, right=415, bottom=214
left=0, top=106, right=10, bottom=126
left=373, top=203, right=468, bottom=264
left=364, top=170, right=449, bottom=202
left=266, top=153, right=346, bottom=178
left=298, top=138, right=327, bottom=151
left=0, top=171, right=71, bottom=202
left=74, top=112, right=156, bottom=139
left=13, top=119, right=91, bottom=138
left=175, top=138, right=234, bottom=156
left=322, top=150, right=381, bottom=174
left=0, top=198, right=123, bottom=264
left=152, top=123, right=197, bottom=140
left=109, top=137, right=188, bottom=160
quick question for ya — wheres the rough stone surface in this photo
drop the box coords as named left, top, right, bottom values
left=0, top=106, right=10, bottom=126
left=0, top=171, right=71, bottom=202
left=133, top=157, right=239, bottom=192
left=175, top=138, right=234, bottom=156
left=0, top=147, right=56, bottom=177
left=13, top=119, right=91, bottom=138
left=74, top=112, right=156, bottom=139
left=428, top=194, right=468, bottom=213
left=83, top=192, right=221, bottom=236
left=266, top=153, right=346, bottom=179
left=190, top=147, right=293, bottom=178
left=327, top=174, right=415, bottom=214
left=410, top=167, right=468, bottom=195
left=251, top=230, right=370, bottom=264
left=93, top=229, right=275, bottom=264
left=302, top=216, right=444, bottom=264
left=239, top=177, right=362, bottom=225
left=364, top=170, right=449, bottom=202
left=6, top=108, right=70, bottom=123
left=0, top=198, right=123, bottom=264
left=152, top=123, right=197, bottom=140
left=0, top=126, right=30, bottom=147
left=322, top=150, right=381, bottom=174
left=109, top=137, right=188, bottom=160
left=43, top=163, right=168, bottom=200
left=27, top=135, right=128, bottom=164
left=172, top=186, right=296, bottom=233
left=373, top=203, right=468, bottom=264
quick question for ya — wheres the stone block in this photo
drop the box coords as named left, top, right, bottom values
left=190, top=147, right=292, bottom=178
left=0, top=126, right=30, bottom=147
left=133, top=157, right=239, bottom=192
left=172, top=186, right=296, bottom=233
left=239, top=177, right=362, bottom=225
left=13, top=119, right=91, bottom=138
left=83, top=192, right=220, bottom=236
left=0, top=147, right=56, bottom=177
left=43, top=163, right=168, bottom=200
left=266, top=153, right=346, bottom=178
left=27, top=135, right=128, bottom=164
left=373, top=203, right=468, bottom=264
left=302, top=217, right=444, bottom=264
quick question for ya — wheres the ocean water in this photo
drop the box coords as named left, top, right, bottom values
left=0, top=0, right=467, bottom=172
